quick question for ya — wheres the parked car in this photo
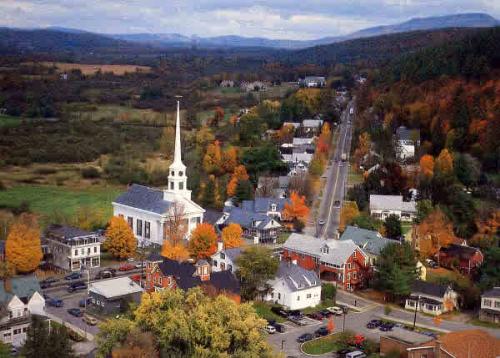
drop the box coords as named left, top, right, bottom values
left=68, top=281, right=87, bottom=293
left=135, top=262, right=147, bottom=269
left=265, top=325, right=276, bottom=334
left=271, top=306, right=289, bottom=317
left=288, top=310, right=303, bottom=318
left=296, top=333, right=314, bottom=343
left=47, top=298, right=64, bottom=307
left=336, top=348, right=354, bottom=358
left=272, top=322, right=286, bottom=333
left=425, top=259, right=438, bottom=269
left=79, top=297, right=92, bottom=308
left=327, top=306, right=343, bottom=315
left=366, top=319, right=382, bottom=329
left=379, top=322, right=395, bottom=332
left=95, top=269, right=115, bottom=280
left=307, top=312, right=324, bottom=321
left=119, top=263, right=135, bottom=271
left=64, top=272, right=82, bottom=280
left=314, top=326, right=329, bottom=337
left=320, top=309, right=333, bottom=317
left=40, top=277, right=58, bottom=288
left=67, top=308, right=83, bottom=317
left=83, top=314, right=98, bottom=326
left=346, top=351, right=366, bottom=358
left=288, top=316, right=308, bottom=326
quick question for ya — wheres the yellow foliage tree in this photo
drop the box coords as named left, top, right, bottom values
left=416, top=208, right=456, bottom=258
left=161, top=241, right=190, bottom=262
left=5, top=214, right=42, bottom=273
left=283, top=191, right=310, bottom=223
left=354, top=132, right=371, bottom=167
left=188, top=223, right=218, bottom=259
left=339, top=201, right=360, bottom=232
left=435, top=149, right=454, bottom=174
left=221, top=224, right=244, bottom=249
left=226, top=165, right=249, bottom=197
left=104, top=216, right=137, bottom=259
left=203, top=140, right=223, bottom=176
left=222, top=146, right=238, bottom=174
left=419, top=154, right=435, bottom=178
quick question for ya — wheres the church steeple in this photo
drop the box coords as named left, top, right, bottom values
left=165, top=99, right=191, bottom=200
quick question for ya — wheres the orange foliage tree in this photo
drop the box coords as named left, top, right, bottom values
left=435, top=149, right=454, bottom=175
left=5, top=213, right=42, bottom=273
left=470, top=209, right=500, bottom=249
left=416, top=208, right=456, bottom=258
left=188, top=223, right=218, bottom=259
left=419, top=154, right=435, bottom=178
left=104, top=216, right=137, bottom=259
left=203, top=140, right=223, bottom=176
left=339, top=201, right=360, bottom=232
left=283, top=191, right=310, bottom=224
left=275, top=123, right=295, bottom=144
left=353, top=132, right=371, bottom=167
left=222, top=146, right=238, bottom=173
left=161, top=202, right=189, bottom=261
left=221, top=224, right=244, bottom=249
left=227, top=165, right=249, bottom=197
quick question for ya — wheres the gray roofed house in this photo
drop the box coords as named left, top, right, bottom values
left=405, top=280, right=458, bottom=316
left=0, top=275, right=42, bottom=304
left=265, top=261, right=322, bottom=310
left=340, top=226, right=395, bottom=264
left=114, top=184, right=172, bottom=215
left=482, top=287, right=500, bottom=298
left=396, top=126, right=420, bottom=142
left=480, top=287, right=500, bottom=323
left=89, top=277, right=144, bottom=314
left=395, top=126, right=420, bottom=160
left=369, top=194, right=416, bottom=222
left=211, top=243, right=243, bottom=273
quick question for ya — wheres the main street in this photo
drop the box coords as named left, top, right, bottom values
left=316, top=99, right=355, bottom=239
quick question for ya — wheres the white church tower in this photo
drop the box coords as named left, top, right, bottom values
left=165, top=100, right=192, bottom=201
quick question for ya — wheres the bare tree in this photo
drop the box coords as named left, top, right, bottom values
left=255, top=177, right=277, bottom=198
left=163, top=201, right=187, bottom=245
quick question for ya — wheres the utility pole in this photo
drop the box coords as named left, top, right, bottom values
left=413, top=295, right=420, bottom=330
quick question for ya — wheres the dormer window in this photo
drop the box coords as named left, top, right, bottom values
left=179, top=171, right=183, bottom=176
left=171, top=171, right=174, bottom=176
left=271, top=204, right=277, bottom=212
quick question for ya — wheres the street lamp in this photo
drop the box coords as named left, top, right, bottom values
left=342, top=306, right=349, bottom=332
left=412, top=295, right=421, bottom=330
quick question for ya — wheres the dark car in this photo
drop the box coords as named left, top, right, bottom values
left=334, top=200, right=341, bottom=207
left=271, top=306, right=289, bottom=317
left=289, top=310, right=303, bottom=318
left=366, top=319, right=382, bottom=329
left=296, top=333, right=314, bottom=343
left=67, top=308, right=83, bottom=317
left=47, top=298, right=64, bottom=307
left=320, top=309, right=333, bottom=317
left=379, top=322, right=395, bottom=332
left=95, top=269, right=116, bottom=280
left=307, top=312, right=324, bottom=321
left=40, top=278, right=58, bottom=289
left=68, top=281, right=87, bottom=293
left=273, top=323, right=286, bottom=333
left=64, top=272, right=82, bottom=280
left=314, top=326, right=329, bottom=337
left=336, top=348, right=354, bottom=358
left=79, top=297, right=92, bottom=308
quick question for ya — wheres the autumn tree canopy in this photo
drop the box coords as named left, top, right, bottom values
left=419, top=154, right=435, bottom=178
left=416, top=208, right=456, bottom=258
left=227, top=165, right=249, bottom=197
left=221, top=223, right=244, bottom=249
left=104, top=216, right=137, bottom=259
left=203, top=140, right=223, bottom=176
left=5, top=214, right=42, bottom=273
left=188, top=223, right=218, bottom=259
left=339, top=201, right=360, bottom=232
left=161, top=202, right=190, bottom=261
left=283, top=191, right=310, bottom=223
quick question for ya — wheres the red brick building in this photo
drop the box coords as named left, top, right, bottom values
left=145, top=254, right=241, bottom=302
left=282, top=233, right=371, bottom=291
left=437, top=244, right=483, bottom=277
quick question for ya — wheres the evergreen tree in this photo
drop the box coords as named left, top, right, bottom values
left=383, top=214, right=402, bottom=239
left=23, top=315, right=49, bottom=358
left=201, top=177, right=216, bottom=208
left=47, top=324, right=74, bottom=358
left=234, top=179, right=253, bottom=204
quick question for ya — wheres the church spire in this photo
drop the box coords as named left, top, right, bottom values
left=172, top=100, right=183, bottom=167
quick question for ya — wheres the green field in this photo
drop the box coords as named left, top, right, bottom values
left=301, top=334, right=343, bottom=355
left=252, top=302, right=286, bottom=323
left=0, top=184, right=122, bottom=226
left=347, top=165, right=364, bottom=186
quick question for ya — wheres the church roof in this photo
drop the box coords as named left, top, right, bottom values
left=114, top=184, right=172, bottom=215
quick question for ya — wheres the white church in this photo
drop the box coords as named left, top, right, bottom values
left=112, top=101, right=205, bottom=246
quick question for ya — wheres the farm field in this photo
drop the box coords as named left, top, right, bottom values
left=0, top=184, right=123, bottom=227
left=39, top=61, right=151, bottom=75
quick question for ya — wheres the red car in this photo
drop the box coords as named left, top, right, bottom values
left=130, top=274, right=145, bottom=283
left=119, top=263, right=135, bottom=271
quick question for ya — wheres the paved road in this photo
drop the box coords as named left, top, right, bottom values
left=316, top=100, right=355, bottom=239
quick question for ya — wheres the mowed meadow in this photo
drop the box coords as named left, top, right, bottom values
left=38, top=62, right=152, bottom=75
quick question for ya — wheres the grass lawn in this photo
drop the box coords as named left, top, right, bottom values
left=301, top=334, right=343, bottom=355
left=0, top=184, right=122, bottom=227
left=276, top=232, right=291, bottom=244
left=0, top=114, right=22, bottom=128
left=401, top=223, right=412, bottom=235
left=347, top=166, right=364, bottom=186
left=301, top=299, right=336, bottom=314
left=469, top=318, right=500, bottom=329
left=252, top=302, right=286, bottom=323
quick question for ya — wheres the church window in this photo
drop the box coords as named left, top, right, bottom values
left=220, top=253, right=225, bottom=259
left=74, top=250, right=78, bottom=256
left=179, top=171, right=183, bottom=176
left=137, top=219, right=143, bottom=236
left=179, top=182, right=184, bottom=190
left=220, top=262, right=226, bottom=270
left=171, top=171, right=174, bottom=176
left=170, top=182, right=174, bottom=190
left=145, top=222, right=150, bottom=239
left=127, top=217, right=133, bottom=228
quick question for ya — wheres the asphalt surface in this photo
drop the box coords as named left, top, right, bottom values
left=316, top=100, right=355, bottom=239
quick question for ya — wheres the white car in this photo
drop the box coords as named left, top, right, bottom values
left=327, top=306, right=344, bottom=315
left=265, top=325, right=276, bottom=334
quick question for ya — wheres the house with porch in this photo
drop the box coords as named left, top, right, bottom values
left=404, top=280, right=458, bottom=316
left=369, top=194, right=417, bottom=222
left=479, top=287, right=500, bottom=324
left=145, top=258, right=240, bottom=302
left=112, top=101, right=205, bottom=246
left=395, top=126, right=420, bottom=160
left=43, top=224, right=102, bottom=272
left=282, top=233, right=370, bottom=291
left=210, top=241, right=242, bottom=273
left=0, top=275, right=45, bottom=347
left=437, top=244, right=483, bottom=277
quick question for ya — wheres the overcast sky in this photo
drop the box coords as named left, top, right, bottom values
left=1, top=0, right=498, bottom=40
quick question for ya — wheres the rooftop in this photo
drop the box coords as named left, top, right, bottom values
left=411, top=280, right=449, bottom=299
left=89, top=277, right=143, bottom=299
left=221, top=207, right=280, bottom=230
left=482, top=287, right=500, bottom=299
left=369, top=194, right=416, bottom=213
left=114, top=184, right=172, bottom=215
left=302, top=119, right=323, bottom=127
left=340, top=226, right=395, bottom=256
left=0, top=275, right=41, bottom=303
left=275, top=261, right=320, bottom=292
left=439, top=244, right=482, bottom=260
left=434, top=329, right=500, bottom=358
left=241, top=197, right=289, bottom=213
left=396, top=126, right=420, bottom=141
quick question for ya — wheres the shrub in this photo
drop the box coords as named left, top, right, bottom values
left=293, top=218, right=305, bottom=232
left=12, top=201, right=30, bottom=215
left=81, top=167, right=101, bottom=179
left=321, top=283, right=337, bottom=302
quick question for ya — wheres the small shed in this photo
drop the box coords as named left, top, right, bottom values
left=89, top=277, right=143, bottom=314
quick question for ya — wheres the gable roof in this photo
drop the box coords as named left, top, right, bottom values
left=89, top=277, right=143, bottom=299
left=340, top=226, right=395, bottom=257
left=275, top=261, right=320, bottom=292
left=439, top=244, right=482, bottom=260
left=302, top=119, right=323, bottom=128
left=45, top=224, right=93, bottom=239
left=225, top=247, right=243, bottom=262
left=411, top=280, right=449, bottom=299
left=396, top=126, right=420, bottom=141
left=241, top=198, right=289, bottom=213
left=222, top=207, right=280, bottom=230
left=283, top=233, right=364, bottom=266
left=369, top=194, right=416, bottom=213
left=482, top=287, right=500, bottom=299
left=0, top=275, right=41, bottom=304
left=436, top=329, right=500, bottom=358
left=157, top=258, right=240, bottom=295
left=114, top=184, right=172, bottom=215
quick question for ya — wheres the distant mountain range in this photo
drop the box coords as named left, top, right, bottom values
left=106, top=13, right=499, bottom=49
